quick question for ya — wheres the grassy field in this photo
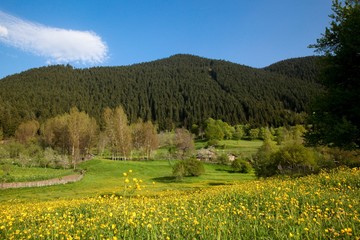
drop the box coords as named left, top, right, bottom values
left=0, top=165, right=73, bottom=183
left=2, top=140, right=358, bottom=239
left=195, top=139, right=263, bottom=158
left=0, top=167, right=359, bottom=239
left=0, top=159, right=255, bottom=202
left=0, top=139, right=261, bottom=201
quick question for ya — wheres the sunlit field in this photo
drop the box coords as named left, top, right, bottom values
left=1, top=167, right=359, bottom=239
left=0, top=165, right=73, bottom=183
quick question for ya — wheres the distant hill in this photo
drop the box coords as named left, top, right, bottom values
left=0, top=54, right=324, bottom=136
left=263, top=56, right=323, bottom=83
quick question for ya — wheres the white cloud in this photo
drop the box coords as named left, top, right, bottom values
left=0, top=11, right=108, bottom=65
left=0, top=25, right=8, bottom=37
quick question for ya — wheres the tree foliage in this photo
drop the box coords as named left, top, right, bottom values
left=307, top=0, right=360, bottom=149
left=15, top=120, right=40, bottom=144
left=42, top=107, right=98, bottom=168
left=131, top=119, right=159, bottom=159
left=172, top=158, right=205, bottom=179
left=253, top=126, right=317, bottom=178
left=103, top=106, right=132, bottom=160
left=0, top=55, right=324, bottom=137
left=231, top=159, right=252, bottom=173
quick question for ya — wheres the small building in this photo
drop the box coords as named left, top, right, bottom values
left=227, top=153, right=237, bottom=162
left=197, top=147, right=217, bottom=162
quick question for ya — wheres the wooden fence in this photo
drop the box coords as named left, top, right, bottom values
left=0, top=174, right=84, bottom=189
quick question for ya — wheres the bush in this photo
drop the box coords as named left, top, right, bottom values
left=316, top=147, right=360, bottom=169
left=253, top=141, right=318, bottom=178
left=231, top=159, right=252, bottom=173
left=206, top=139, right=219, bottom=148
left=173, top=158, right=205, bottom=179
left=272, top=144, right=318, bottom=176
left=253, top=140, right=277, bottom=178
left=217, top=154, right=229, bottom=165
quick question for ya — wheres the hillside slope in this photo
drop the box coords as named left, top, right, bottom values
left=0, top=54, right=324, bottom=136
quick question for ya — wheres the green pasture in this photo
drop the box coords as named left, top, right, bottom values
left=194, top=139, right=263, bottom=158
left=0, top=159, right=255, bottom=202
left=0, top=165, right=73, bottom=183
left=0, top=139, right=261, bottom=202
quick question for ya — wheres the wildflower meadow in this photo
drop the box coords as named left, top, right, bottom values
left=0, top=167, right=359, bottom=239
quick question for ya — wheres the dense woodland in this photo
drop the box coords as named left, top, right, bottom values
left=0, top=54, right=324, bottom=137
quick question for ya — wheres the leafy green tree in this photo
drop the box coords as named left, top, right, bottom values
left=173, top=158, right=205, bottom=179
left=259, top=127, right=273, bottom=141
left=275, top=127, right=291, bottom=145
left=253, top=137, right=277, bottom=177
left=307, top=0, right=360, bottom=149
left=249, top=128, right=260, bottom=140
left=233, top=125, right=245, bottom=140
left=221, top=121, right=235, bottom=140
left=204, top=118, right=224, bottom=141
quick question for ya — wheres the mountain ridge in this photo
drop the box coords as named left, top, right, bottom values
left=0, top=54, right=324, bottom=136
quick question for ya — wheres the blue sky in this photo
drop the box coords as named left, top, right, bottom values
left=0, top=0, right=332, bottom=78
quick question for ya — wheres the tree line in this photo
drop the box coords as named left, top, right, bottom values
left=0, top=106, right=197, bottom=171
left=1, top=103, right=296, bottom=171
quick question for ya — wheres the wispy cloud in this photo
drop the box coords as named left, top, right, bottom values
left=0, top=11, right=108, bottom=65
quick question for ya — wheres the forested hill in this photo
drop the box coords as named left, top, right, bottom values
left=263, top=56, right=323, bottom=83
left=0, top=54, right=323, bottom=136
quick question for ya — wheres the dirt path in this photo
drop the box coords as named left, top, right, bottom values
left=0, top=174, right=84, bottom=189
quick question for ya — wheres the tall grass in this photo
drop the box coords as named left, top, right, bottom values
left=0, top=167, right=359, bottom=239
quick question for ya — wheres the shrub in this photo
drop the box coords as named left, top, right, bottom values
left=253, top=140, right=277, bottom=178
left=272, top=144, right=318, bottom=176
left=217, top=154, right=229, bottom=165
left=0, top=146, right=9, bottom=160
left=253, top=140, right=318, bottom=178
left=206, top=139, right=219, bottom=148
left=172, top=158, right=205, bottom=179
left=316, top=147, right=360, bottom=169
left=231, top=159, right=252, bottom=173
left=5, top=141, right=25, bottom=159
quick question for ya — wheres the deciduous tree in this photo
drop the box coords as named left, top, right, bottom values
left=67, top=107, right=98, bottom=169
left=15, top=120, right=40, bottom=144
left=174, top=128, right=194, bottom=159
left=42, top=108, right=98, bottom=168
left=103, top=106, right=132, bottom=160
left=131, top=119, right=159, bottom=159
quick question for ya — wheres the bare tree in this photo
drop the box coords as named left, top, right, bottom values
left=103, top=106, right=132, bottom=160
left=131, top=119, right=159, bottom=159
left=67, top=107, right=98, bottom=169
left=42, top=108, right=98, bottom=169
left=15, top=120, right=40, bottom=144
left=42, top=115, right=68, bottom=153
left=174, top=128, right=194, bottom=159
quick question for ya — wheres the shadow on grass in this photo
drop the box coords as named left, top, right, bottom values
left=215, top=168, right=234, bottom=173
left=152, top=176, right=178, bottom=183
left=207, top=182, right=230, bottom=186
